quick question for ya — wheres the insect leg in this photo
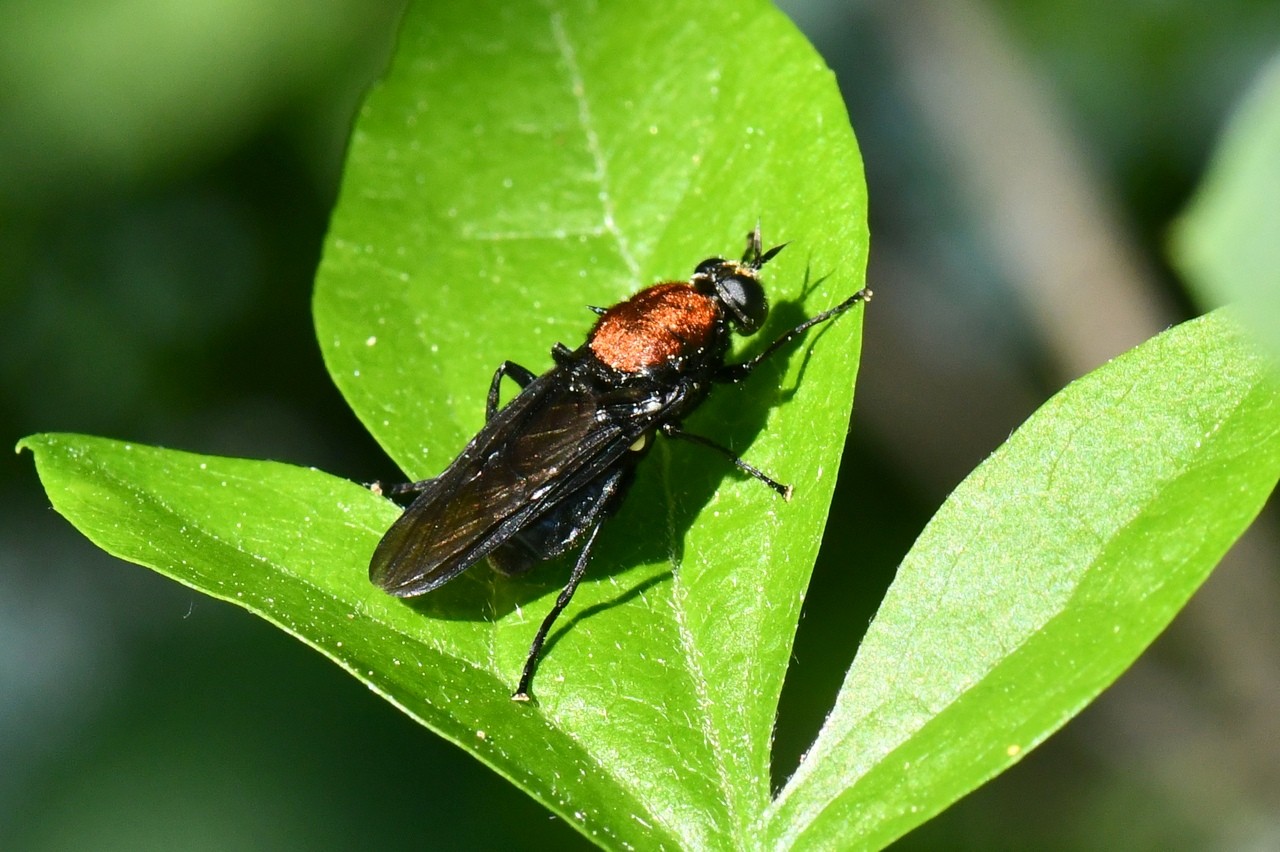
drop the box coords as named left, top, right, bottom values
left=486, top=361, right=538, bottom=420
left=512, top=519, right=605, bottom=702
left=511, top=466, right=627, bottom=701
left=375, top=361, right=538, bottom=502
left=660, top=423, right=792, bottom=500
left=717, top=288, right=872, bottom=383
left=370, top=478, right=436, bottom=502
left=373, top=360, right=538, bottom=500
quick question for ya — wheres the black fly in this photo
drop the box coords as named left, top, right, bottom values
left=369, top=227, right=871, bottom=700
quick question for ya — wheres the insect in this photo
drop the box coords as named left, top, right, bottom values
left=369, top=227, right=871, bottom=700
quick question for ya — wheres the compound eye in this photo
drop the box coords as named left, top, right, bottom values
left=694, top=257, right=726, bottom=278
left=717, top=274, right=768, bottom=334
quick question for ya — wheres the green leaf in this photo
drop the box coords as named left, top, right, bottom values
left=766, top=311, right=1280, bottom=849
left=1172, top=53, right=1280, bottom=361
left=17, top=434, right=689, bottom=848
left=24, top=0, right=868, bottom=849
left=314, top=0, right=868, bottom=479
left=313, top=0, right=868, bottom=842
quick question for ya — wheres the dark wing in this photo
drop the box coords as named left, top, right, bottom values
left=369, top=363, right=682, bottom=597
left=488, top=463, right=631, bottom=577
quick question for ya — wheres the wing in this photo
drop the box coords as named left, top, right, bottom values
left=369, top=360, right=685, bottom=597
left=488, top=463, right=633, bottom=577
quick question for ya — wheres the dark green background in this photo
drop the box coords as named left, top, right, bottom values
left=5, top=0, right=1278, bottom=848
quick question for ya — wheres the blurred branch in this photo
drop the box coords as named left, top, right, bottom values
left=873, top=0, right=1177, bottom=377
left=858, top=1, right=1280, bottom=840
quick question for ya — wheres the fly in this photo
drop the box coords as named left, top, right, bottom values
left=369, top=227, right=871, bottom=700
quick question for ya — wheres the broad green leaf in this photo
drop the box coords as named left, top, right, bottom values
left=1173, top=53, right=1280, bottom=361
left=25, top=0, right=868, bottom=849
left=767, top=311, right=1280, bottom=849
left=17, top=434, right=676, bottom=849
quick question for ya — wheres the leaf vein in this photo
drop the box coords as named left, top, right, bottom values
left=549, top=8, right=639, bottom=280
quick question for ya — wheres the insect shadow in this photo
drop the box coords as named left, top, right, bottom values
left=399, top=262, right=845, bottom=644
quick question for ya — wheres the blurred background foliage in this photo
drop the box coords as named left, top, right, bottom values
left=3, top=0, right=1278, bottom=848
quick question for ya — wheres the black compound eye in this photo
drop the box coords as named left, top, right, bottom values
left=717, top=274, right=768, bottom=334
left=694, top=257, right=726, bottom=277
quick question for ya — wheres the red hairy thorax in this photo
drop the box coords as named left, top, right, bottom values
left=588, top=283, right=721, bottom=373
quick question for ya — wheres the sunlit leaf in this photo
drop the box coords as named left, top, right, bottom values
left=769, top=311, right=1280, bottom=849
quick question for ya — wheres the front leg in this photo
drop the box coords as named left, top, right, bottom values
left=718, top=288, right=872, bottom=383
left=486, top=360, right=538, bottom=420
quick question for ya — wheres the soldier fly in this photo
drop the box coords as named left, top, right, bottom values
left=369, top=227, right=870, bottom=701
